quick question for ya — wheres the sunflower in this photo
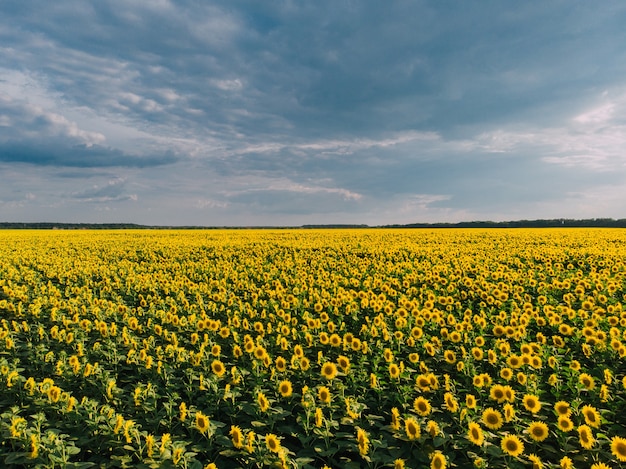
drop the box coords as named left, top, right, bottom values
left=211, top=360, right=226, bottom=377
left=370, top=373, right=378, bottom=388
left=257, top=392, right=270, bottom=412
left=473, top=375, right=485, bottom=388
left=503, top=385, right=515, bottom=403
left=430, top=451, right=446, bottom=469
left=275, top=356, right=287, bottom=372
left=245, top=430, right=255, bottom=453
left=503, top=404, right=515, bottom=422
left=482, top=408, right=503, bottom=430
left=554, top=401, right=571, bottom=417
left=611, top=436, right=626, bottom=462
left=394, top=459, right=406, bottom=469
left=300, top=357, right=310, bottom=371
left=557, top=416, right=574, bottom=432
left=405, top=417, right=421, bottom=440
left=579, top=373, right=595, bottom=390
left=444, top=392, right=459, bottom=413
left=318, top=386, right=331, bottom=404
left=507, top=355, right=522, bottom=368
left=500, top=434, right=524, bottom=457
left=254, top=346, right=266, bottom=360
left=413, top=396, right=432, bottom=416
left=356, top=427, right=369, bottom=456
left=319, top=332, right=329, bottom=345
left=409, top=352, right=420, bottom=363
left=265, top=433, right=281, bottom=453
left=426, top=420, right=440, bottom=438
left=390, top=407, right=401, bottom=430
left=389, top=363, right=401, bottom=379
left=467, top=422, right=484, bottom=446
left=337, top=355, right=350, bottom=372
left=559, top=456, right=573, bottom=469
left=230, top=425, right=244, bottom=448
left=465, top=394, right=477, bottom=409
left=278, top=380, right=293, bottom=398
left=315, top=407, right=323, bottom=428
left=581, top=405, right=601, bottom=428
left=471, top=347, right=484, bottom=360
left=489, top=384, right=506, bottom=403
left=321, top=362, right=338, bottom=380
left=590, top=464, right=611, bottom=469
left=195, top=412, right=210, bottom=434
left=528, top=453, right=543, bottom=469
left=577, top=424, right=595, bottom=449
left=47, top=386, right=61, bottom=403
left=500, top=367, right=513, bottom=381
left=416, top=374, right=432, bottom=391
left=522, top=394, right=541, bottom=414
left=527, top=421, right=549, bottom=442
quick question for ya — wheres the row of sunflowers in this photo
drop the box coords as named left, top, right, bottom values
left=0, top=228, right=625, bottom=468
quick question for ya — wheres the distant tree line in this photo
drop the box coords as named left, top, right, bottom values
left=383, top=218, right=626, bottom=228
left=1, top=218, right=625, bottom=229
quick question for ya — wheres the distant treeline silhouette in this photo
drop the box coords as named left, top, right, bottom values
left=1, top=218, right=625, bottom=229
left=383, top=218, right=626, bottom=228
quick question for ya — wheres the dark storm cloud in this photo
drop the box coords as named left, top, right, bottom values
left=0, top=141, right=176, bottom=168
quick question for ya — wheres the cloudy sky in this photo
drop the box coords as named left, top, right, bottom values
left=2, top=1, right=626, bottom=226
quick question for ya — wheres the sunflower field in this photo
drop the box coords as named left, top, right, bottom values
left=0, top=228, right=625, bottom=469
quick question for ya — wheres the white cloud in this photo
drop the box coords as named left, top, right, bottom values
left=224, top=178, right=363, bottom=201
left=211, top=79, right=244, bottom=91
left=235, top=131, right=439, bottom=157
left=0, top=93, right=106, bottom=145
left=464, top=89, right=626, bottom=172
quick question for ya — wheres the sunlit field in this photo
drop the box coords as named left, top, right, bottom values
left=1, top=229, right=625, bottom=469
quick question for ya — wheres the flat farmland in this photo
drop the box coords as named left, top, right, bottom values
left=0, top=229, right=625, bottom=469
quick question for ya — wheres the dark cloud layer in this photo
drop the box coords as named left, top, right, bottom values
left=0, top=142, right=176, bottom=168
left=1, top=1, right=626, bottom=224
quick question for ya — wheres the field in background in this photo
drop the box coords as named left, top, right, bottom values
left=1, top=229, right=625, bottom=468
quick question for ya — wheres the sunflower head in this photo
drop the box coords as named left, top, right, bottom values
left=554, top=401, right=571, bottom=417
left=318, top=386, right=331, bottom=404
left=522, top=394, right=541, bottom=413
left=527, top=421, right=549, bottom=442
left=581, top=405, right=601, bottom=428
left=557, top=416, right=574, bottom=432
left=230, top=425, right=244, bottom=448
left=195, top=412, right=210, bottom=434
left=467, top=422, right=484, bottom=446
left=482, top=408, right=503, bottom=430
left=577, top=424, right=595, bottom=449
left=611, top=435, right=626, bottom=462
left=211, top=360, right=225, bottom=377
left=321, top=362, right=338, bottom=380
left=405, top=417, right=421, bottom=440
left=465, top=394, right=477, bottom=409
left=337, top=355, right=350, bottom=372
left=413, top=396, right=431, bottom=416
left=278, top=380, right=293, bottom=398
left=430, top=451, right=447, bottom=469
left=265, top=433, right=281, bottom=453
left=500, top=434, right=524, bottom=457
